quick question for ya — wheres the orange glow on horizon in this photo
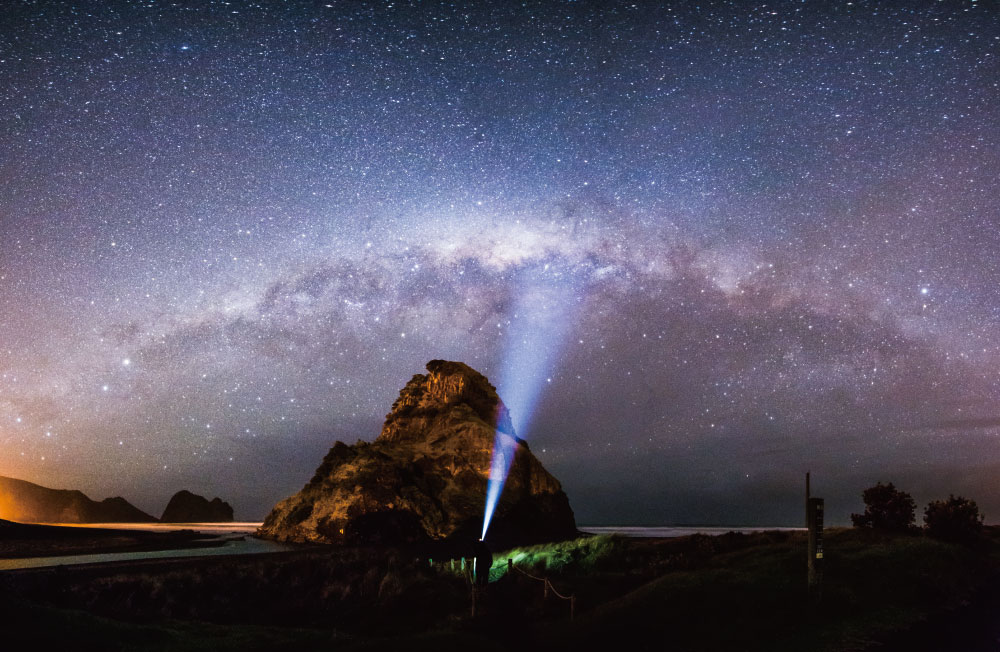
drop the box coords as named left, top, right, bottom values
left=0, top=488, right=20, bottom=523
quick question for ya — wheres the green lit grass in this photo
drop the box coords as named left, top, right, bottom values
left=491, top=533, right=628, bottom=578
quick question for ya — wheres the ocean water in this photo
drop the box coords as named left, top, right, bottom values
left=0, top=522, right=293, bottom=571
left=47, top=521, right=266, bottom=535
left=580, top=525, right=805, bottom=538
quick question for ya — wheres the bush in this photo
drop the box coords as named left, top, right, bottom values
left=498, top=534, right=627, bottom=575
left=924, top=495, right=984, bottom=544
left=851, top=482, right=916, bottom=531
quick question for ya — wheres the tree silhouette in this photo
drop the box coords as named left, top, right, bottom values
left=924, top=495, right=984, bottom=544
left=851, top=482, right=916, bottom=531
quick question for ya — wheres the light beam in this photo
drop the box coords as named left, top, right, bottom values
left=481, top=265, right=576, bottom=540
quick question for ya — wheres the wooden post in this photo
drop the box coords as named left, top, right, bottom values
left=805, top=471, right=811, bottom=522
left=543, top=579, right=549, bottom=599
left=507, top=558, right=513, bottom=572
left=807, top=497, right=825, bottom=597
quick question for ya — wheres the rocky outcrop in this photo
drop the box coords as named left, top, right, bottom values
left=160, top=490, right=234, bottom=523
left=0, top=475, right=156, bottom=523
left=259, top=360, right=576, bottom=548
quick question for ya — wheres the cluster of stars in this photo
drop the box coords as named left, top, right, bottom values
left=0, top=1, right=997, bottom=524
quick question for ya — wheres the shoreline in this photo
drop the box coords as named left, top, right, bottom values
left=0, top=520, right=233, bottom=560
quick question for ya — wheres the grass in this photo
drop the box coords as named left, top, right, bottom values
left=0, top=592, right=338, bottom=652
left=492, top=533, right=628, bottom=576
left=533, top=528, right=989, bottom=651
left=0, top=587, right=501, bottom=652
left=3, top=528, right=997, bottom=651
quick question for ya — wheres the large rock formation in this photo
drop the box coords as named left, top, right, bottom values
left=160, top=490, right=234, bottom=523
left=0, top=475, right=156, bottom=523
left=259, top=360, right=576, bottom=547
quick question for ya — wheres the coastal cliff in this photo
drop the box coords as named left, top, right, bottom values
left=160, top=490, right=234, bottom=523
left=0, top=475, right=156, bottom=523
left=258, top=360, right=576, bottom=547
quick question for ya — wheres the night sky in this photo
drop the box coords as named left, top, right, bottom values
left=1, top=1, right=998, bottom=525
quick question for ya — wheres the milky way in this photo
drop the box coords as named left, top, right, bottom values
left=1, top=1, right=998, bottom=524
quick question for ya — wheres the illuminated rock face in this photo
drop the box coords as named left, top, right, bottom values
left=160, top=490, right=234, bottom=523
left=0, top=475, right=156, bottom=523
left=259, top=360, right=576, bottom=547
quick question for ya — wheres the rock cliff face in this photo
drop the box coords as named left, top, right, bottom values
left=0, top=475, right=156, bottom=523
left=259, top=360, right=576, bottom=547
left=160, top=490, right=234, bottom=522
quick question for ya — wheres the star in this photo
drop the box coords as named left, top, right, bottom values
left=0, top=1, right=996, bottom=526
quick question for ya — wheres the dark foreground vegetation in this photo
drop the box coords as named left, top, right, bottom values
left=3, top=527, right=1000, bottom=651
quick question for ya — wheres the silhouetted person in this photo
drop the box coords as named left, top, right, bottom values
left=473, top=538, right=493, bottom=587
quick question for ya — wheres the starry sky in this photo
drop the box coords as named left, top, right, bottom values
left=1, top=1, right=998, bottom=525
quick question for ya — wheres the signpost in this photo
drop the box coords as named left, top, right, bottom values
left=808, top=497, right=824, bottom=591
left=806, top=472, right=824, bottom=599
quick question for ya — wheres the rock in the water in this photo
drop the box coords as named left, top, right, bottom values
left=160, top=490, right=234, bottom=522
left=0, top=475, right=157, bottom=523
left=259, top=360, right=576, bottom=547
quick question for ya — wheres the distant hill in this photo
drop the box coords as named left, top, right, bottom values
left=160, top=490, right=234, bottom=522
left=0, top=475, right=156, bottom=523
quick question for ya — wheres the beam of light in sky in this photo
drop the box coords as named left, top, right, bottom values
left=482, top=265, right=577, bottom=540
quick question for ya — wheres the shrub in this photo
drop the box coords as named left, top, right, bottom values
left=498, top=534, right=627, bottom=575
left=851, top=482, right=916, bottom=531
left=924, top=495, right=984, bottom=544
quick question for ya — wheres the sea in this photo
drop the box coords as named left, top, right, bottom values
left=580, top=525, right=804, bottom=538
left=0, top=523, right=804, bottom=571
left=0, top=522, right=292, bottom=571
